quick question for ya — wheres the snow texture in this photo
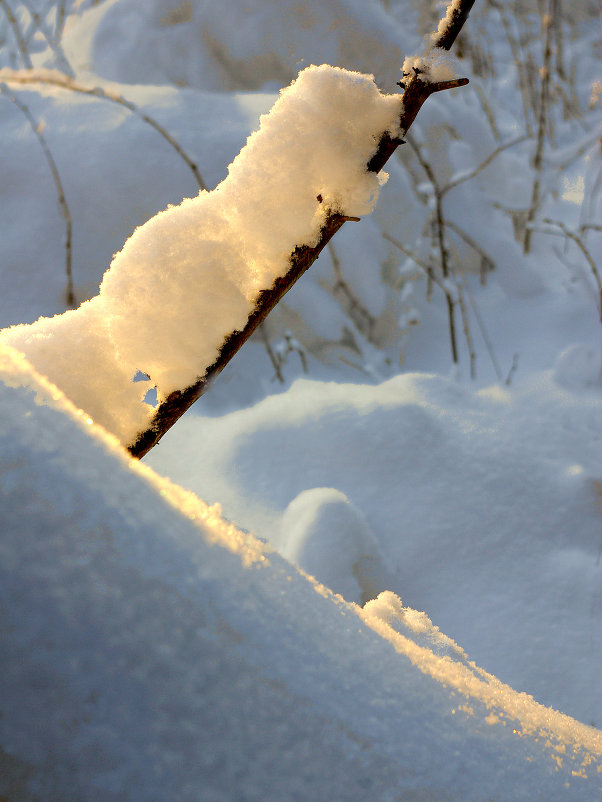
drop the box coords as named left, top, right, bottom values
left=401, top=52, right=457, bottom=84
left=431, top=0, right=465, bottom=45
left=148, top=372, right=602, bottom=728
left=1, top=345, right=600, bottom=800
left=0, top=65, right=400, bottom=443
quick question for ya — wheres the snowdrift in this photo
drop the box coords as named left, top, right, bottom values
left=149, top=371, right=602, bottom=727
left=1, top=345, right=600, bottom=799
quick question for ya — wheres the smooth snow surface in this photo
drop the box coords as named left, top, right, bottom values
left=59, top=0, right=417, bottom=91
left=1, top=346, right=600, bottom=800
left=278, top=487, right=391, bottom=604
left=0, top=65, right=400, bottom=442
left=148, top=372, right=602, bottom=727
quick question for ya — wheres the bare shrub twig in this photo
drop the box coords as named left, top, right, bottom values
left=0, top=70, right=208, bottom=190
left=0, top=0, right=33, bottom=68
left=440, top=134, right=527, bottom=196
left=20, top=0, right=74, bottom=76
left=443, top=219, right=494, bottom=285
left=523, top=0, right=554, bottom=254
left=536, top=217, right=602, bottom=321
left=1, top=81, right=75, bottom=306
left=327, top=241, right=377, bottom=344
left=258, top=323, right=285, bottom=383
left=405, top=133, right=459, bottom=363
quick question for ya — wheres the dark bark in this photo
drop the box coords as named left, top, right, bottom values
left=432, top=0, right=477, bottom=52
left=129, top=0, right=477, bottom=458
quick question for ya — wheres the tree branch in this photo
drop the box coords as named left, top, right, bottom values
left=128, top=0, right=477, bottom=458
left=432, top=0, right=477, bottom=51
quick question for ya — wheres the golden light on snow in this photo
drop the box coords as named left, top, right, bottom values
left=561, top=175, right=585, bottom=205
left=359, top=591, right=602, bottom=777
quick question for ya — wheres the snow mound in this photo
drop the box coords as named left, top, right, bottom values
left=278, top=487, right=391, bottom=604
left=554, top=343, right=601, bottom=389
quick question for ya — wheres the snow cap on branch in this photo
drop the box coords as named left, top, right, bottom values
left=1, top=65, right=401, bottom=443
left=401, top=52, right=458, bottom=84
left=431, top=0, right=469, bottom=47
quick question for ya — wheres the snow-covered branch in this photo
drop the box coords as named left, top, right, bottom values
left=0, top=0, right=477, bottom=458
left=128, top=0, right=477, bottom=458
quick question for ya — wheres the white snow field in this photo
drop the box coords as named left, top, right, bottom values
left=1, top=0, right=601, bottom=798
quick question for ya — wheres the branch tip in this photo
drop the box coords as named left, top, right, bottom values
left=428, top=77, right=469, bottom=94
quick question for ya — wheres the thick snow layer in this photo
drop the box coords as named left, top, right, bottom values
left=147, top=372, right=602, bottom=727
left=0, top=65, right=401, bottom=442
left=1, top=345, right=600, bottom=799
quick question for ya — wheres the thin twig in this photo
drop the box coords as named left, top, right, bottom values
left=505, top=353, right=519, bottom=386
left=280, top=331, right=308, bottom=375
left=20, top=0, right=74, bottom=76
left=543, top=131, right=599, bottom=171
left=1, top=82, right=75, bottom=306
left=524, top=0, right=554, bottom=253
left=488, top=0, right=534, bottom=136
left=383, top=231, right=441, bottom=292
left=258, top=323, right=285, bottom=383
left=552, top=0, right=566, bottom=81
left=457, top=284, right=476, bottom=378
left=385, top=230, right=476, bottom=371
left=0, top=70, right=208, bottom=190
left=444, top=219, right=494, bottom=284
left=406, top=133, right=458, bottom=363
left=542, top=218, right=602, bottom=313
left=526, top=49, right=541, bottom=118
left=55, top=0, right=66, bottom=42
left=327, top=242, right=377, bottom=342
left=0, top=0, right=33, bottom=68
left=440, top=134, right=527, bottom=196
left=459, top=275, right=504, bottom=382
left=473, top=83, right=501, bottom=141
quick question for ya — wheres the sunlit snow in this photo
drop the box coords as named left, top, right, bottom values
left=1, top=64, right=400, bottom=441
left=0, top=0, right=600, bottom=798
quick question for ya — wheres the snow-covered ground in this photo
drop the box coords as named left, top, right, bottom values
left=1, top=0, right=601, bottom=798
